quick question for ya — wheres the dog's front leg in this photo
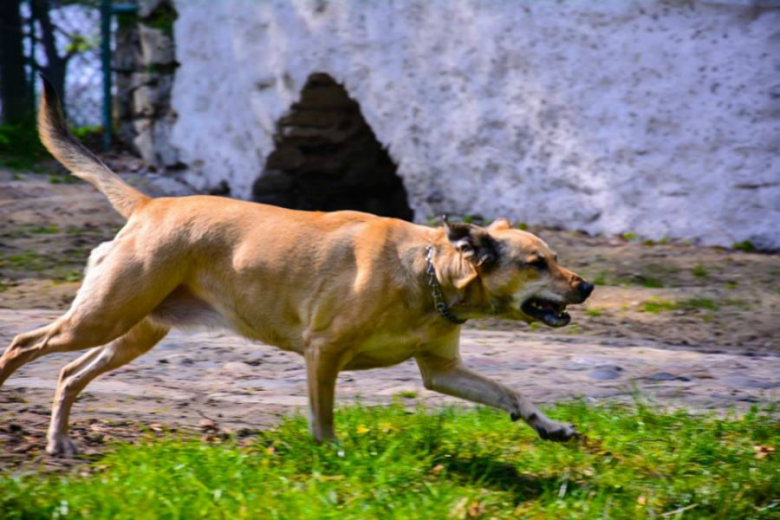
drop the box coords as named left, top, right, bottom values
left=304, top=347, right=342, bottom=443
left=416, top=352, right=578, bottom=442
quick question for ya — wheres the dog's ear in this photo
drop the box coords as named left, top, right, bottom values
left=487, top=218, right=511, bottom=232
left=442, top=216, right=498, bottom=268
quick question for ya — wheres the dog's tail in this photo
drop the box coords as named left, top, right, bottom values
left=38, top=76, right=150, bottom=219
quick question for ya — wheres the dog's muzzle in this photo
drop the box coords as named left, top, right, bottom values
left=520, top=281, right=594, bottom=327
left=521, top=298, right=571, bottom=328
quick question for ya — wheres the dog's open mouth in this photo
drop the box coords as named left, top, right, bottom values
left=521, top=297, right=571, bottom=328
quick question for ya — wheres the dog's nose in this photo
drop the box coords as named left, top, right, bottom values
left=578, top=281, right=594, bottom=300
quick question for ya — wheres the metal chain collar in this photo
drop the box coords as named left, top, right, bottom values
left=425, top=245, right=467, bottom=325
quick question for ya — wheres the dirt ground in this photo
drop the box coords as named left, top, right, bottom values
left=1, top=163, right=778, bottom=471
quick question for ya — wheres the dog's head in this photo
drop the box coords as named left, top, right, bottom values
left=438, top=218, right=593, bottom=327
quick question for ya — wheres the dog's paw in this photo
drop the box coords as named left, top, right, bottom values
left=46, top=435, right=79, bottom=457
left=534, top=420, right=578, bottom=442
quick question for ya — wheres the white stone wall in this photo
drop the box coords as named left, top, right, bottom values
left=170, top=0, right=780, bottom=249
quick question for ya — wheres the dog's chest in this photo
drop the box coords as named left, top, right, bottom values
left=344, top=334, right=423, bottom=370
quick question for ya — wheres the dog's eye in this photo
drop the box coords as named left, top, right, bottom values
left=526, top=256, right=547, bottom=270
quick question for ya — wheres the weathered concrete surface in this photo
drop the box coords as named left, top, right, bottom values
left=170, top=0, right=780, bottom=248
left=2, top=310, right=777, bottom=446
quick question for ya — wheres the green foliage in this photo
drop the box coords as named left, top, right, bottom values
left=0, top=122, right=102, bottom=171
left=71, top=125, right=102, bottom=141
left=0, top=403, right=777, bottom=519
left=733, top=240, right=756, bottom=253
left=692, top=264, right=709, bottom=278
left=142, top=3, right=178, bottom=37
left=64, top=34, right=96, bottom=54
left=0, top=123, right=47, bottom=170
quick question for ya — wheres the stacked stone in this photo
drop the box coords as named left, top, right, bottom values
left=114, top=0, right=179, bottom=170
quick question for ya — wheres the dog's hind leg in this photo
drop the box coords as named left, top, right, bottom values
left=46, top=318, right=169, bottom=456
left=0, top=316, right=104, bottom=388
left=0, top=237, right=182, bottom=388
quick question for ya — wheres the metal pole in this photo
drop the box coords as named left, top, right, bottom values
left=100, top=0, right=111, bottom=151
left=28, top=0, right=36, bottom=115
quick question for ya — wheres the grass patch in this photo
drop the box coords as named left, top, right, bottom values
left=28, top=224, right=59, bottom=235
left=0, top=250, right=51, bottom=272
left=692, top=264, right=709, bottom=278
left=641, top=298, right=678, bottom=314
left=585, top=308, right=604, bottom=317
left=639, top=277, right=664, bottom=289
left=586, top=271, right=664, bottom=289
left=682, top=298, right=718, bottom=311
left=0, top=403, right=776, bottom=519
left=641, top=297, right=722, bottom=314
left=732, top=240, right=756, bottom=253
left=639, top=297, right=750, bottom=315
left=48, top=174, right=81, bottom=185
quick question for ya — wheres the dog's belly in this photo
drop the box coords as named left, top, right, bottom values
left=343, top=336, right=420, bottom=370
left=343, top=352, right=415, bottom=370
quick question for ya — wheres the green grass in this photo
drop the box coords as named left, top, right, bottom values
left=692, top=264, right=709, bottom=278
left=585, top=308, right=604, bottom=317
left=28, top=224, right=59, bottom=234
left=640, top=297, right=744, bottom=314
left=1, top=403, right=777, bottom=519
left=639, top=277, right=664, bottom=289
left=585, top=271, right=664, bottom=289
left=0, top=250, right=50, bottom=272
left=641, top=298, right=679, bottom=314
left=732, top=240, right=756, bottom=253
left=682, top=298, right=718, bottom=311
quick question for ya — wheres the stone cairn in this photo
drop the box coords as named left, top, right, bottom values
left=252, top=73, right=414, bottom=220
left=114, top=0, right=179, bottom=170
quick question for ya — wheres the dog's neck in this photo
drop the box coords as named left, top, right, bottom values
left=425, top=245, right=468, bottom=324
left=424, top=239, right=493, bottom=322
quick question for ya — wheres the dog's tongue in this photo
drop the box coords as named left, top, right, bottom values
left=542, top=310, right=570, bottom=328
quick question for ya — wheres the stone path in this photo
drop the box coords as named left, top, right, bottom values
left=1, top=309, right=778, bottom=444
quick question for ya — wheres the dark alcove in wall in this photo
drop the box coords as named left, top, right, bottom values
left=252, top=73, right=414, bottom=220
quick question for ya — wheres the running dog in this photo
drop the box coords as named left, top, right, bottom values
left=0, top=78, right=593, bottom=456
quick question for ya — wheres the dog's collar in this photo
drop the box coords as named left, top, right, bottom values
left=425, top=245, right=467, bottom=325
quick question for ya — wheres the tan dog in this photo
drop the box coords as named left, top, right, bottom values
left=0, top=80, right=593, bottom=456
